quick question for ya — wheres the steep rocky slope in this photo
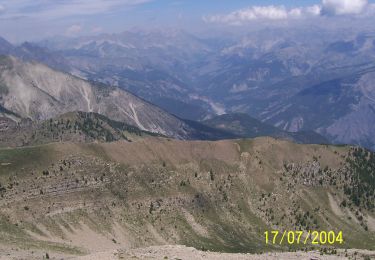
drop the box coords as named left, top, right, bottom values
left=0, top=56, right=192, bottom=139
left=0, top=137, right=374, bottom=259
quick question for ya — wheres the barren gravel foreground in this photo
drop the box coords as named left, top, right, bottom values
left=75, top=246, right=375, bottom=260
left=1, top=139, right=375, bottom=259
left=1, top=245, right=375, bottom=260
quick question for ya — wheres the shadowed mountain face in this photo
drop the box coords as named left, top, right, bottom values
left=260, top=68, right=375, bottom=150
left=203, top=113, right=329, bottom=144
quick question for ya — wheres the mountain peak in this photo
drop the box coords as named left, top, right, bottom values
left=0, top=36, right=14, bottom=53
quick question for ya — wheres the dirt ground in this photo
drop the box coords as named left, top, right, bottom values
left=72, top=245, right=375, bottom=260
left=1, top=242, right=375, bottom=259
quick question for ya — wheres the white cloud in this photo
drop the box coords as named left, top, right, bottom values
left=66, top=24, right=82, bottom=36
left=0, top=4, right=5, bottom=13
left=232, top=6, right=289, bottom=20
left=322, top=0, right=368, bottom=15
left=204, top=0, right=373, bottom=25
left=203, top=5, right=321, bottom=25
left=306, top=5, right=323, bottom=16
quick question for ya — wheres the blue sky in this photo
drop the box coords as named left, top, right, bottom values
left=0, top=0, right=374, bottom=42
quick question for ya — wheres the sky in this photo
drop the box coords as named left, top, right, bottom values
left=0, top=0, right=375, bottom=42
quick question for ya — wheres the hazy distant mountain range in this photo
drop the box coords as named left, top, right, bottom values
left=1, top=28, right=375, bottom=149
left=0, top=54, right=329, bottom=145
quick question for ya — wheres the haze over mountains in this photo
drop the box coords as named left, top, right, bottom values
left=0, top=54, right=331, bottom=145
left=1, top=27, right=375, bottom=150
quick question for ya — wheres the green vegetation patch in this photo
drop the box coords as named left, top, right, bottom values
left=345, top=147, right=375, bottom=210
